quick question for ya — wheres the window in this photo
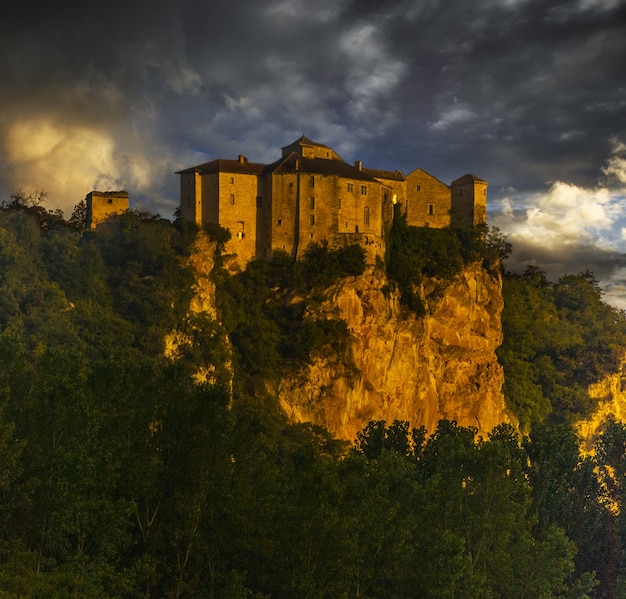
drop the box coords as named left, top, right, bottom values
left=230, top=176, right=234, bottom=184
left=310, top=176, right=315, bottom=187
left=107, top=198, right=113, bottom=204
left=428, top=204, right=434, bottom=216
left=310, top=197, right=315, bottom=210
left=361, top=185, right=367, bottom=196
left=237, top=231, right=244, bottom=240
left=277, top=219, right=282, bottom=226
left=310, top=214, right=315, bottom=226
left=230, top=194, right=235, bottom=205
left=416, top=185, right=421, bottom=191
left=364, top=205, right=370, bottom=226
left=289, top=182, right=294, bottom=188
left=338, top=198, right=342, bottom=209
left=347, top=182, right=354, bottom=193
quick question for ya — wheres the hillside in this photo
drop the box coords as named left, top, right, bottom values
left=1, top=199, right=626, bottom=597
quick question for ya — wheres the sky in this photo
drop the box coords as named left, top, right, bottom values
left=1, top=0, right=626, bottom=304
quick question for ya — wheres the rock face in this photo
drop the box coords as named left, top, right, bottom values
left=279, top=263, right=511, bottom=442
left=577, top=357, right=626, bottom=453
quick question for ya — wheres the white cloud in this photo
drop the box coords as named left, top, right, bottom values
left=2, top=116, right=180, bottom=217
left=430, top=103, right=476, bottom=131
left=603, top=157, right=626, bottom=185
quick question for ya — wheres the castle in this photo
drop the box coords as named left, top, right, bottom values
left=177, top=136, right=487, bottom=268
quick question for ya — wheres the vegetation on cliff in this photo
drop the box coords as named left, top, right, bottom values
left=498, top=266, right=626, bottom=430
left=1, top=198, right=626, bottom=596
left=385, top=215, right=510, bottom=314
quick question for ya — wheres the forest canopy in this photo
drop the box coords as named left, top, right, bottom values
left=0, top=198, right=626, bottom=597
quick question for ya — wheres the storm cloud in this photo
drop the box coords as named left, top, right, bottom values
left=1, top=0, right=625, bottom=299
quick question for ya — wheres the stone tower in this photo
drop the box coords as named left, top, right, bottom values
left=85, top=191, right=129, bottom=229
left=450, top=174, right=487, bottom=227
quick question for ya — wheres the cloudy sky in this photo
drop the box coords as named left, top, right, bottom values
left=1, top=0, right=626, bottom=303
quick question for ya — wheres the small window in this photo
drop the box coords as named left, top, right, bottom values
left=230, top=194, right=235, bottom=205
left=230, top=176, right=234, bottom=184
left=289, top=182, right=294, bottom=188
left=107, top=198, right=113, bottom=204
left=277, top=219, right=282, bottom=226
left=310, top=176, right=315, bottom=187
left=347, top=183, right=354, bottom=193
left=416, top=185, right=421, bottom=191
left=361, top=185, right=367, bottom=196
left=310, top=214, right=315, bottom=226
left=428, top=204, right=435, bottom=216
left=364, top=206, right=370, bottom=226
left=310, top=197, right=315, bottom=210
left=338, top=198, right=342, bottom=209
left=237, top=231, right=244, bottom=240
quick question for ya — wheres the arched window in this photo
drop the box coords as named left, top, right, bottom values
left=364, top=205, right=370, bottom=226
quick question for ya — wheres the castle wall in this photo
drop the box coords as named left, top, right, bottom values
left=270, top=172, right=299, bottom=257
left=296, top=172, right=341, bottom=258
left=180, top=172, right=202, bottom=225
left=405, top=169, right=451, bottom=228
left=217, top=172, right=259, bottom=267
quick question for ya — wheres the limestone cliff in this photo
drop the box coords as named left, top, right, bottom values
left=173, top=235, right=510, bottom=442
left=279, top=263, right=510, bottom=442
left=577, top=357, right=626, bottom=453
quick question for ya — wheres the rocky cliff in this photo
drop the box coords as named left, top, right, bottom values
left=577, top=357, right=626, bottom=453
left=279, top=262, right=510, bottom=441
left=175, top=233, right=511, bottom=442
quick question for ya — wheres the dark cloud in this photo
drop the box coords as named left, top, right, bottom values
left=1, top=0, right=626, bottom=299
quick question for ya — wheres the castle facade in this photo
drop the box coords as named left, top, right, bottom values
left=177, top=136, right=487, bottom=268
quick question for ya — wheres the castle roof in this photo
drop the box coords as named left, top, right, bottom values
left=281, top=135, right=332, bottom=151
left=451, top=173, right=487, bottom=185
left=176, top=158, right=266, bottom=176
left=362, top=167, right=405, bottom=181
left=269, top=152, right=379, bottom=182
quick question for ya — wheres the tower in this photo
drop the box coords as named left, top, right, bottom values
left=85, top=190, right=129, bottom=229
left=450, top=174, right=487, bottom=227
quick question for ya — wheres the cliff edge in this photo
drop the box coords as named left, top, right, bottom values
left=279, top=262, right=510, bottom=441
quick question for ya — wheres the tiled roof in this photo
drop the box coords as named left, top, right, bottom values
left=362, top=167, right=405, bottom=181
left=451, top=173, right=487, bottom=185
left=281, top=135, right=332, bottom=150
left=176, top=158, right=266, bottom=175
left=269, top=152, right=379, bottom=182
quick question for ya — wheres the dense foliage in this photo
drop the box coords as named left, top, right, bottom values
left=1, top=200, right=626, bottom=597
left=498, top=266, right=626, bottom=430
left=214, top=241, right=365, bottom=396
left=385, top=215, right=510, bottom=314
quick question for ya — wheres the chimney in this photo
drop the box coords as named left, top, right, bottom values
left=238, top=154, right=246, bottom=164
left=354, top=160, right=362, bottom=171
